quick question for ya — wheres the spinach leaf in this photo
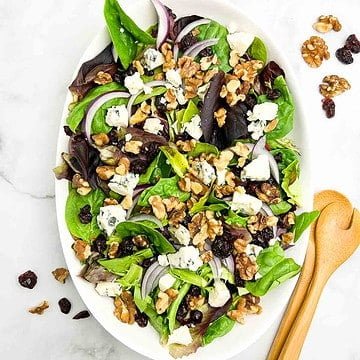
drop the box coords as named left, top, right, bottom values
left=133, top=86, right=167, bottom=105
left=281, top=159, right=301, bottom=206
left=167, top=283, right=191, bottom=333
left=189, top=191, right=209, bottom=216
left=67, top=82, right=123, bottom=132
left=99, top=248, right=153, bottom=275
left=118, top=263, right=143, bottom=288
left=198, top=21, right=231, bottom=72
left=160, top=145, right=189, bottom=177
left=91, top=97, right=128, bottom=134
left=65, top=188, right=105, bottom=242
left=202, top=315, right=235, bottom=345
left=270, top=201, right=292, bottom=215
left=144, top=305, right=169, bottom=342
left=169, top=268, right=208, bottom=288
left=293, top=211, right=320, bottom=242
left=187, top=142, right=219, bottom=158
left=139, top=152, right=172, bottom=185
left=267, top=138, right=300, bottom=154
left=138, top=176, right=190, bottom=206
left=104, top=0, right=137, bottom=69
left=194, top=203, right=229, bottom=213
left=245, top=243, right=300, bottom=296
left=247, top=36, right=267, bottom=63
left=266, top=76, right=295, bottom=140
left=225, top=210, right=248, bottom=227
left=116, top=221, right=175, bottom=254
left=178, top=100, right=199, bottom=131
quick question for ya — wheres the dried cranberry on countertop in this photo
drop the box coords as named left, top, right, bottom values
left=18, top=270, right=37, bottom=289
left=73, top=310, right=90, bottom=319
left=345, top=34, right=360, bottom=54
left=322, top=97, right=336, bottom=118
left=58, top=298, right=72, bottom=314
left=335, top=47, right=353, bottom=64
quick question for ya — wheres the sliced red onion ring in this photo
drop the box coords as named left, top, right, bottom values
left=151, top=0, right=170, bottom=49
left=209, top=256, right=222, bottom=279
left=84, top=91, right=130, bottom=145
left=127, top=80, right=168, bottom=118
left=173, top=44, right=179, bottom=62
left=260, top=203, right=278, bottom=237
left=128, top=214, right=163, bottom=229
left=222, top=255, right=235, bottom=275
left=126, top=194, right=140, bottom=220
left=175, top=19, right=211, bottom=43
left=184, top=38, right=219, bottom=58
left=141, top=261, right=169, bottom=298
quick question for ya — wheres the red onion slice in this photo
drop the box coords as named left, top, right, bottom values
left=141, top=261, right=169, bottom=298
left=261, top=203, right=278, bottom=237
left=128, top=214, right=164, bottom=229
left=84, top=91, right=130, bottom=145
left=173, top=44, right=179, bottom=62
left=151, top=0, right=170, bottom=49
left=127, top=80, right=168, bottom=118
left=126, top=194, right=140, bottom=220
left=222, top=255, right=235, bottom=275
left=184, top=38, right=219, bottom=58
left=209, top=256, right=222, bottom=279
left=175, top=19, right=211, bottom=43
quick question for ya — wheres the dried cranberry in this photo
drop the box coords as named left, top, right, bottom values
left=252, top=228, right=273, bottom=248
left=176, top=302, right=189, bottom=325
left=126, top=65, right=136, bottom=76
left=141, top=142, right=159, bottom=160
left=182, top=214, right=192, bottom=227
left=135, top=311, right=149, bottom=327
left=117, top=237, right=136, bottom=257
left=78, top=205, right=92, bottom=224
left=91, top=234, right=107, bottom=254
left=322, top=97, right=336, bottom=118
left=141, top=257, right=157, bottom=269
left=234, top=272, right=245, bottom=287
left=345, top=34, right=360, bottom=54
left=199, top=47, right=213, bottom=58
left=58, top=298, right=71, bottom=314
left=335, top=47, right=353, bottom=64
left=266, top=88, right=281, bottom=100
left=159, top=226, right=171, bottom=239
left=144, top=68, right=154, bottom=76
left=212, top=236, right=234, bottom=259
left=155, top=96, right=167, bottom=114
left=73, top=310, right=90, bottom=319
left=189, top=310, right=203, bottom=325
left=180, top=33, right=197, bottom=51
left=244, top=94, right=257, bottom=110
left=130, top=159, right=148, bottom=174
left=63, top=126, right=73, bottom=137
left=188, top=285, right=201, bottom=297
left=18, top=270, right=37, bottom=289
left=274, top=152, right=283, bottom=163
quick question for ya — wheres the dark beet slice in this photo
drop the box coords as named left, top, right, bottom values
left=73, top=310, right=90, bottom=319
left=58, top=298, right=72, bottom=314
left=18, top=270, right=37, bottom=289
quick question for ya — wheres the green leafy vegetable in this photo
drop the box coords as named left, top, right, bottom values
left=293, top=211, right=320, bottom=241
left=178, top=100, right=199, bottom=131
left=167, top=283, right=191, bottom=333
left=169, top=268, right=208, bottom=288
left=99, top=248, right=153, bottom=275
left=187, top=142, right=219, bottom=158
left=67, top=82, right=123, bottom=132
left=270, top=201, right=292, bottom=215
left=266, top=76, right=295, bottom=140
left=247, top=37, right=267, bottom=63
left=271, top=148, right=300, bottom=173
left=138, top=176, right=190, bottom=206
left=225, top=210, right=248, bottom=227
left=104, top=0, right=137, bottom=69
left=267, top=138, right=300, bottom=154
left=139, top=152, right=172, bottom=185
left=245, top=243, right=301, bottom=296
left=281, top=159, right=301, bottom=206
left=116, top=221, right=176, bottom=254
left=118, top=263, right=143, bottom=288
left=65, top=188, right=105, bottom=242
left=133, top=285, right=151, bottom=312
left=202, top=315, right=235, bottom=345
left=198, top=21, right=231, bottom=72
left=160, top=145, right=189, bottom=177
left=133, top=87, right=167, bottom=105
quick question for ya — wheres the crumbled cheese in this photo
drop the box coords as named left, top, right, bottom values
left=183, top=115, right=203, bottom=140
left=231, top=192, right=262, bottom=215
left=158, top=273, right=176, bottom=292
left=143, top=117, right=164, bottom=135
left=196, top=160, right=216, bottom=186
left=124, top=72, right=145, bottom=95
left=124, top=133, right=132, bottom=142
left=167, top=325, right=193, bottom=346
left=255, top=272, right=263, bottom=280
left=167, top=246, right=203, bottom=271
left=217, top=169, right=227, bottom=186
left=158, top=254, right=170, bottom=267
left=171, top=225, right=191, bottom=246
left=95, top=281, right=122, bottom=297
left=197, top=83, right=210, bottom=101
left=166, top=69, right=182, bottom=88
left=97, top=205, right=127, bottom=236
left=246, top=244, right=263, bottom=258
left=227, top=32, right=255, bottom=56
left=208, top=279, right=231, bottom=308
left=143, top=48, right=165, bottom=70
left=105, top=105, right=128, bottom=128
left=269, top=238, right=278, bottom=246
left=247, top=102, right=279, bottom=122
left=175, top=87, right=188, bottom=105
left=247, top=120, right=267, bottom=140
left=108, top=173, right=139, bottom=196
left=241, top=154, right=271, bottom=181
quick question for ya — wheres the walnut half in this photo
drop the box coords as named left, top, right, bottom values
left=227, top=294, right=262, bottom=324
left=114, top=291, right=136, bottom=324
left=301, top=36, right=330, bottom=68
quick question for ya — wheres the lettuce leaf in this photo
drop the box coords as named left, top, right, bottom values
left=118, top=263, right=143, bottom=288
left=293, top=211, right=320, bottom=241
left=247, top=37, right=267, bottom=63
left=281, top=159, right=301, bottom=206
left=160, top=145, right=189, bottom=177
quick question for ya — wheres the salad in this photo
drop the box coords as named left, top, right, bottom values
left=54, top=0, right=319, bottom=357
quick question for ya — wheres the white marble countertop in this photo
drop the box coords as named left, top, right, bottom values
left=0, top=0, right=359, bottom=359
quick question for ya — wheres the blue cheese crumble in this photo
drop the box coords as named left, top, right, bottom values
left=167, top=246, right=203, bottom=271
left=105, top=105, right=128, bottom=128
left=108, top=173, right=139, bottom=196
left=97, top=205, right=127, bottom=236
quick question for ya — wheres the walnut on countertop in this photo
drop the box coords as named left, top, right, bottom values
left=319, top=75, right=351, bottom=98
left=301, top=36, right=330, bottom=68
left=313, top=15, right=342, bottom=33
